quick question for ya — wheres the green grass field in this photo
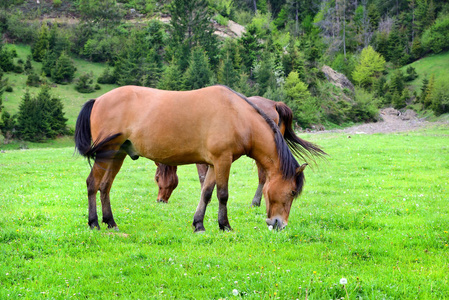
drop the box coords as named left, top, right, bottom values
left=401, top=51, right=449, bottom=93
left=2, top=44, right=117, bottom=129
left=1, top=125, right=448, bottom=299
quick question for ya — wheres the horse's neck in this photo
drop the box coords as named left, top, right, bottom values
left=249, top=130, right=281, bottom=179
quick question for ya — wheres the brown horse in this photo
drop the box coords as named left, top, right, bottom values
left=75, top=85, right=325, bottom=232
left=154, top=96, right=316, bottom=207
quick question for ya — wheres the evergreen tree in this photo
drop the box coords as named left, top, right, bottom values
left=169, top=0, right=219, bottom=70
left=97, top=66, right=116, bottom=84
left=0, top=40, right=15, bottom=72
left=24, top=55, right=33, bottom=74
left=41, top=51, right=58, bottom=77
left=217, top=53, right=239, bottom=89
left=0, top=110, right=16, bottom=142
left=235, top=72, right=257, bottom=96
left=254, top=52, right=277, bottom=96
left=422, top=74, right=435, bottom=108
left=238, top=24, right=260, bottom=73
left=16, top=86, right=67, bottom=141
left=26, top=72, right=41, bottom=87
left=32, top=24, right=50, bottom=62
left=157, top=59, right=184, bottom=91
left=51, top=52, right=76, bottom=84
left=75, top=73, right=95, bottom=93
left=184, top=47, right=213, bottom=90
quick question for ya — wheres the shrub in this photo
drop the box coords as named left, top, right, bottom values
left=75, top=73, right=95, bottom=93
left=26, top=72, right=41, bottom=87
left=51, top=52, right=76, bottom=84
left=97, top=66, right=116, bottom=84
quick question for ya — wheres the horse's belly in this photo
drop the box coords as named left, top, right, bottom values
left=129, top=133, right=206, bottom=165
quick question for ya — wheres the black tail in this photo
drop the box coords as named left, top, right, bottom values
left=75, top=99, right=95, bottom=156
left=275, top=102, right=327, bottom=163
left=74, top=99, right=122, bottom=164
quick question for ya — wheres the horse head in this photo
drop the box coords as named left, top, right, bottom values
left=154, top=163, right=178, bottom=203
left=263, top=163, right=307, bottom=230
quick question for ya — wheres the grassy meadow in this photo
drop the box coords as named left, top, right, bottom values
left=1, top=125, right=448, bottom=299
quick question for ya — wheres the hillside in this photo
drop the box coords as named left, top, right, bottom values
left=1, top=0, right=449, bottom=146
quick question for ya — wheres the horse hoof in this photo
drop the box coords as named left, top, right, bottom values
left=219, top=225, right=233, bottom=232
left=157, top=199, right=168, bottom=203
left=109, top=226, right=119, bottom=232
left=90, top=224, right=100, bottom=230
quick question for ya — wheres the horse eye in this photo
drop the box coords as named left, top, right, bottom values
left=291, top=190, right=297, bottom=196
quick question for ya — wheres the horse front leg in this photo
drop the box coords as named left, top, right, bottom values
left=215, top=158, right=232, bottom=231
left=251, top=162, right=266, bottom=207
left=192, top=166, right=215, bottom=232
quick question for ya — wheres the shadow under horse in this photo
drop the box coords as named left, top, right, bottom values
left=154, top=96, right=325, bottom=207
left=75, top=85, right=326, bottom=232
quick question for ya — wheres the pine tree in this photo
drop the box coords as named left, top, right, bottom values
left=0, top=40, right=15, bottom=72
left=217, top=53, right=239, bottom=89
left=51, top=52, right=76, bottom=84
left=16, top=86, right=67, bottom=141
left=32, top=24, right=50, bottom=62
left=157, top=59, right=184, bottom=91
left=24, top=55, right=33, bottom=74
left=184, top=47, right=213, bottom=90
left=0, top=110, right=16, bottom=142
left=169, top=0, right=219, bottom=70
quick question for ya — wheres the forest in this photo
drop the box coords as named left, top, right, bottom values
left=1, top=0, right=449, bottom=141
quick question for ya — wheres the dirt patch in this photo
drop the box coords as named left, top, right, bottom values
left=316, top=108, right=440, bottom=135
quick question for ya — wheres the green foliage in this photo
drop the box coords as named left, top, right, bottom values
left=284, top=71, right=320, bottom=127
left=169, top=0, right=219, bottom=69
left=217, top=53, right=239, bottom=89
left=15, top=86, right=68, bottom=142
left=97, top=66, right=116, bottom=84
left=404, top=66, right=418, bottom=82
left=0, top=41, right=15, bottom=72
left=350, top=88, right=380, bottom=122
left=0, top=110, right=16, bottom=141
left=26, top=71, right=41, bottom=87
left=238, top=24, right=261, bottom=72
left=184, top=47, right=213, bottom=90
left=2, top=11, right=37, bottom=44
left=41, top=51, right=58, bottom=77
left=430, top=78, right=449, bottom=115
left=31, top=24, right=49, bottom=62
left=75, top=73, right=95, bottom=93
left=352, top=46, right=386, bottom=88
left=78, top=0, right=124, bottom=28
left=157, top=59, right=184, bottom=91
left=51, top=52, right=76, bottom=84
left=421, top=13, right=449, bottom=54
left=24, top=54, right=33, bottom=74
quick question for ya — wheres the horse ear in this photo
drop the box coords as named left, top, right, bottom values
left=296, top=163, right=308, bottom=174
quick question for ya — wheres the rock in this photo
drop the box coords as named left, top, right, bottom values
left=321, top=65, right=355, bottom=92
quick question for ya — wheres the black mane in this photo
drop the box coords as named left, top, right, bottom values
left=216, top=85, right=303, bottom=195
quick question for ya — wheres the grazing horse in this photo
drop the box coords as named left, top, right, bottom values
left=154, top=96, right=324, bottom=207
left=75, top=85, right=325, bottom=231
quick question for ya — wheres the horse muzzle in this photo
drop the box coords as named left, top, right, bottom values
left=266, top=216, right=287, bottom=230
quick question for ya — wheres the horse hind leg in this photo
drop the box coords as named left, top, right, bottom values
left=251, top=162, right=266, bottom=207
left=192, top=166, right=216, bottom=232
left=99, top=153, right=127, bottom=230
left=86, top=162, right=106, bottom=229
